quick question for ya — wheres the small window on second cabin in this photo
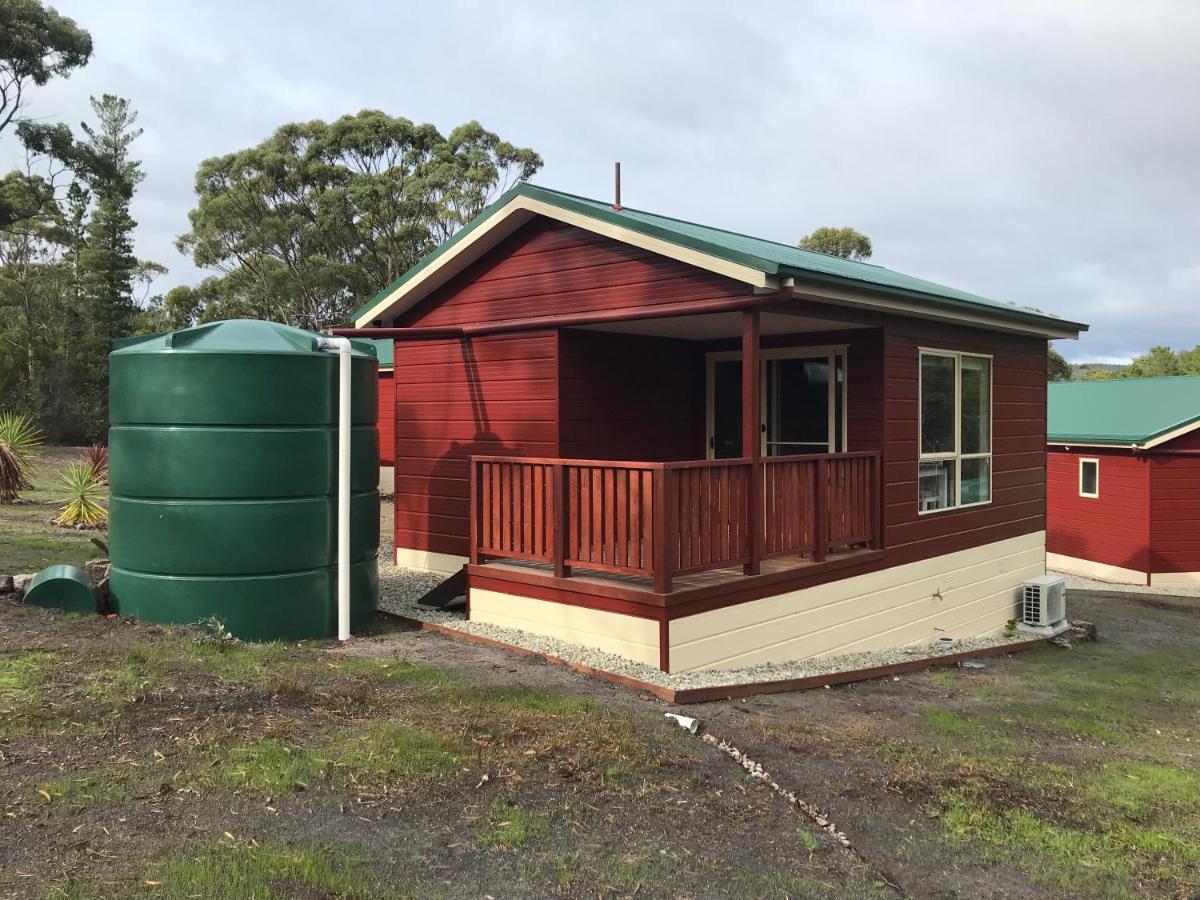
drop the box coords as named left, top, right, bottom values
left=1079, top=458, right=1099, bottom=498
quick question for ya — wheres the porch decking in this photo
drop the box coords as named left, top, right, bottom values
left=473, top=547, right=880, bottom=598
left=468, top=452, right=882, bottom=600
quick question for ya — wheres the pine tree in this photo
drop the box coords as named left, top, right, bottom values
left=74, top=94, right=143, bottom=433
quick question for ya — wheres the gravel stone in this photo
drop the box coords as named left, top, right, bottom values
left=378, top=561, right=1037, bottom=691
left=1054, top=569, right=1200, bottom=598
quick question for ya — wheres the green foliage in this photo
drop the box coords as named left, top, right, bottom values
left=1047, top=345, right=1072, bottom=382
left=1078, top=344, right=1200, bottom=381
left=176, top=111, right=542, bottom=329
left=0, top=0, right=92, bottom=229
left=54, top=459, right=106, bottom=526
left=0, top=411, right=42, bottom=501
left=797, top=226, right=873, bottom=260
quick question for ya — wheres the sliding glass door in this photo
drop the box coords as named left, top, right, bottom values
left=706, top=347, right=847, bottom=458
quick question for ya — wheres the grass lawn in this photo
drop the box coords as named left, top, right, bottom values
left=0, top=446, right=107, bottom=575
left=1, top=592, right=1197, bottom=898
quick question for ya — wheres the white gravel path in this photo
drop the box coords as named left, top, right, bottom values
left=1053, top=570, right=1200, bottom=598
left=377, top=560, right=1037, bottom=691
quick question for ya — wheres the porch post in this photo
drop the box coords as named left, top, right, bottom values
left=742, top=308, right=761, bottom=576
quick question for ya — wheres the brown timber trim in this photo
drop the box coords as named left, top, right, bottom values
left=333, top=287, right=795, bottom=340
left=668, top=636, right=1048, bottom=703
left=468, top=569, right=667, bottom=619
left=376, top=609, right=1047, bottom=703
left=466, top=548, right=888, bottom=620
left=742, top=308, right=762, bottom=576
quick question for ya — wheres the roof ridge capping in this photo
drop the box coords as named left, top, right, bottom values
left=351, top=182, right=1088, bottom=339
left=518, top=182, right=893, bottom=271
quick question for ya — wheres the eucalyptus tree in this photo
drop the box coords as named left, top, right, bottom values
left=177, top=111, right=542, bottom=329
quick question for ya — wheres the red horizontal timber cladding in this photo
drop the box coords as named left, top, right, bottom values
left=1150, top=452, right=1200, bottom=574
left=399, top=218, right=749, bottom=329
left=881, top=317, right=1047, bottom=563
left=558, top=329, right=705, bottom=461
left=1046, top=446, right=1149, bottom=573
left=393, top=331, right=558, bottom=558
left=377, top=370, right=395, bottom=465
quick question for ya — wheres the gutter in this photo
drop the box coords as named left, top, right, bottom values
left=335, top=287, right=797, bottom=341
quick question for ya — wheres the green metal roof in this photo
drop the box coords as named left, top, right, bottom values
left=1048, top=376, right=1200, bottom=446
left=368, top=338, right=393, bottom=368
left=352, top=182, right=1088, bottom=336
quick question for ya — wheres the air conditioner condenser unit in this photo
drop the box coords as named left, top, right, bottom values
left=1017, top=574, right=1069, bottom=636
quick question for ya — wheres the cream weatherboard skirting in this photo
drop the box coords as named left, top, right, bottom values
left=394, top=547, right=467, bottom=576
left=672, top=532, right=1046, bottom=672
left=1046, top=552, right=1147, bottom=586
left=468, top=589, right=660, bottom=667
left=468, top=532, right=1048, bottom=673
left=671, top=531, right=1047, bottom=673
left=1150, top=571, right=1200, bottom=587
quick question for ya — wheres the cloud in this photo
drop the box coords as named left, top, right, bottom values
left=2, top=0, right=1197, bottom=361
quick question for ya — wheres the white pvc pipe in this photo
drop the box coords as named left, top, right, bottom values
left=318, top=336, right=352, bottom=641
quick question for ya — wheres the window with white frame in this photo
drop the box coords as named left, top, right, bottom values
left=918, top=350, right=992, bottom=512
left=1079, top=458, right=1099, bottom=498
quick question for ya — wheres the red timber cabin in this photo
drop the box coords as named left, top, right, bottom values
left=1047, top=376, right=1200, bottom=587
left=341, top=183, right=1087, bottom=673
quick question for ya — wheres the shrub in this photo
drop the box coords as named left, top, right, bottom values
left=0, top=413, right=44, bottom=503
left=55, top=462, right=107, bottom=528
left=82, top=445, right=109, bottom=484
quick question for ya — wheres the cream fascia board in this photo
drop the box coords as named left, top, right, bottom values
left=354, top=196, right=776, bottom=327
left=1141, top=419, right=1200, bottom=450
left=787, top=280, right=1082, bottom=340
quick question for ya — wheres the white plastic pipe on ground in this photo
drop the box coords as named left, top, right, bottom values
left=318, top=336, right=352, bottom=641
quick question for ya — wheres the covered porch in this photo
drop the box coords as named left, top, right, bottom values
left=467, top=306, right=885, bottom=601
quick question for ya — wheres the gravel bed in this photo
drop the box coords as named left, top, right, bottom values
left=377, top=562, right=1036, bottom=691
left=1053, top=570, right=1200, bottom=598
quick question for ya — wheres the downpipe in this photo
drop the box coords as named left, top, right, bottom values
left=317, top=336, right=352, bottom=641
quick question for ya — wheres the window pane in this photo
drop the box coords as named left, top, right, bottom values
left=1080, top=460, right=1098, bottom=496
left=961, top=356, right=991, bottom=455
left=961, top=457, right=991, bottom=504
left=920, top=354, right=956, bottom=454
left=767, top=358, right=829, bottom=452
left=712, top=360, right=742, bottom=458
left=834, top=354, right=845, bottom=452
left=919, top=460, right=956, bottom=511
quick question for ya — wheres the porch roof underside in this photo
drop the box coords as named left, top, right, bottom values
left=352, top=183, right=1087, bottom=341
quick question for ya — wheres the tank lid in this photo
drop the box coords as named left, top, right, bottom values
left=112, top=320, right=376, bottom=358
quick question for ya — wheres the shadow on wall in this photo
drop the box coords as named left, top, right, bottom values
left=395, top=338, right=517, bottom=561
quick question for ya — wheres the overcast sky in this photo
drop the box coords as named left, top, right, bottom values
left=8, top=1, right=1199, bottom=361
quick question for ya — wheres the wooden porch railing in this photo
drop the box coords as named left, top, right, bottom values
left=470, top=451, right=881, bottom=593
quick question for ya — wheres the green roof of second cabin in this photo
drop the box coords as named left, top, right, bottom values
left=367, top=338, right=393, bottom=368
left=351, top=182, right=1088, bottom=339
left=1048, top=376, right=1200, bottom=447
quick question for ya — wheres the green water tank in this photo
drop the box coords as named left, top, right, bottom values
left=107, top=320, right=379, bottom=640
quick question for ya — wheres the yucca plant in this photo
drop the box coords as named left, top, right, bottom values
left=82, top=444, right=109, bottom=484
left=55, top=461, right=108, bottom=528
left=0, top=413, right=44, bottom=503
